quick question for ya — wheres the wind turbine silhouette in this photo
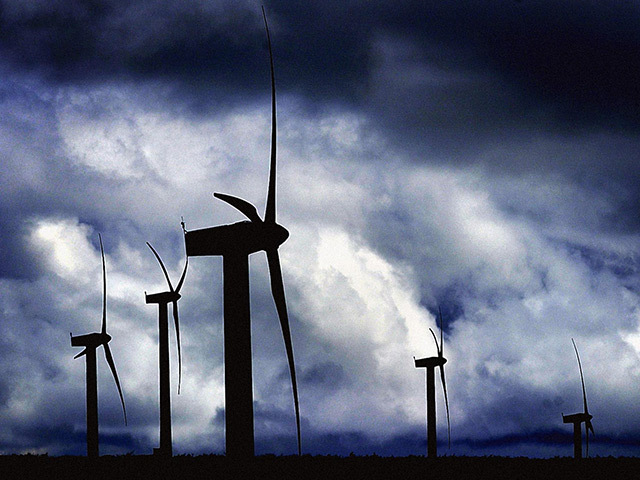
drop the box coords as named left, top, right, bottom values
left=414, top=308, right=450, bottom=458
left=562, top=338, right=594, bottom=459
left=70, top=234, right=127, bottom=458
left=182, top=8, right=300, bottom=459
left=145, top=241, right=188, bottom=457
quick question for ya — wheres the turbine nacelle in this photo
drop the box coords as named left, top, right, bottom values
left=145, top=291, right=181, bottom=304
left=414, top=356, right=447, bottom=369
left=70, top=332, right=111, bottom=351
left=562, top=412, right=593, bottom=424
left=185, top=219, right=289, bottom=257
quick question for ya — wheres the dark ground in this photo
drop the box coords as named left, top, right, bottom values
left=1, top=454, right=639, bottom=480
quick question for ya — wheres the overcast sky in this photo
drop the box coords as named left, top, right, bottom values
left=2, top=0, right=640, bottom=458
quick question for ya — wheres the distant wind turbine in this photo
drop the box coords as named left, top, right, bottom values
left=70, top=234, right=127, bottom=458
left=145, top=241, right=188, bottom=457
left=562, top=338, right=594, bottom=459
left=182, top=7, right=300, bottom=459
left=414, top=308, right=450, bottom=458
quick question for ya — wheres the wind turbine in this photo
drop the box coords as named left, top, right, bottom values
left=70, top=234, right=127, bottom=458
left=145, top=241, right=188, bottom=457
left=562, top=338, right=594, bottom=459
left=182, top=8, right=300, bottom=459
left=413, top=308, right=450, bottom=458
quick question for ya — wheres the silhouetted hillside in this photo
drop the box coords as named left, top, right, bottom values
left=1, top=454, right=639, bottom=480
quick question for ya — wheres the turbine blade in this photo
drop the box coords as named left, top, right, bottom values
left=266, top=249, right=301, bottom=455
left=440, top=364, right=451, bottom=449
left=572, top=339, right=589, bottom=414
left=175, top=256, right=188, bottom=293
left=103, top=343, right=127, bottom=425
left=262, top=6, right=277, bottom=224
left=429, top=328, right=439, bottom=353
left=74, top=348, right=88, bottom=360
left=586, top=418, right=595, bottom=458
left=147, top=242, right=174, bottom=292
left=172, top=301, right=183, bottom=395
left=100, top=234, right=107, bottom=335
left=585, top=421, right=589, bottom=457
left=438, top=306, right=444, bottom=357
left=213, top=193, right=262, bottom=223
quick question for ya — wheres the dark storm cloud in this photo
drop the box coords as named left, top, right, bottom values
left=255, top=427, right=427, bottom=457
left=2, top=424, right=85, bottom=454
left=300, top=361, right=347, bottom=389
left=459, top=428, right=568, bottom=448
left=0, top=79, right=110, bottom=278
left=4, top=0, right=640, bottom=205
left=2, top=1, right=639, bottom=128
left=296, top=430, right=425, bottom=457
left=455, top=428, right=640, bottom=457
left=4, top=423, right=142, bottom=455
left=386, top=1, right=640, bottom=123
left=0, top=0, right=369, bottom=109
left=0, top=80, right=62, bottom=278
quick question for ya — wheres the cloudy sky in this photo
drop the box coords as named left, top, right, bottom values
left=2, top=0, right=640, bottom=458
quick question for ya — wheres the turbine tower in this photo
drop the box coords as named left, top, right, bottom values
left=562, top=338, right=594, bottom=459
left=414, top=308, right=450, bottom=458
left=145, top=241, right=188, bottom=457
left=70, top=234, right=127, bottom=458
left=182, top=8, right=300, bottom=459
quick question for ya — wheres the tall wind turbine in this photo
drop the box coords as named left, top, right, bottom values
left=145, top=241, right=188, bottom=457
left=562, top=338, right=594, bottom=459
left=182, top=8, right=300, bottom=459
left=414, top=308, right=450, bottom=458
left=70, top=234, right=127, bottom=458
